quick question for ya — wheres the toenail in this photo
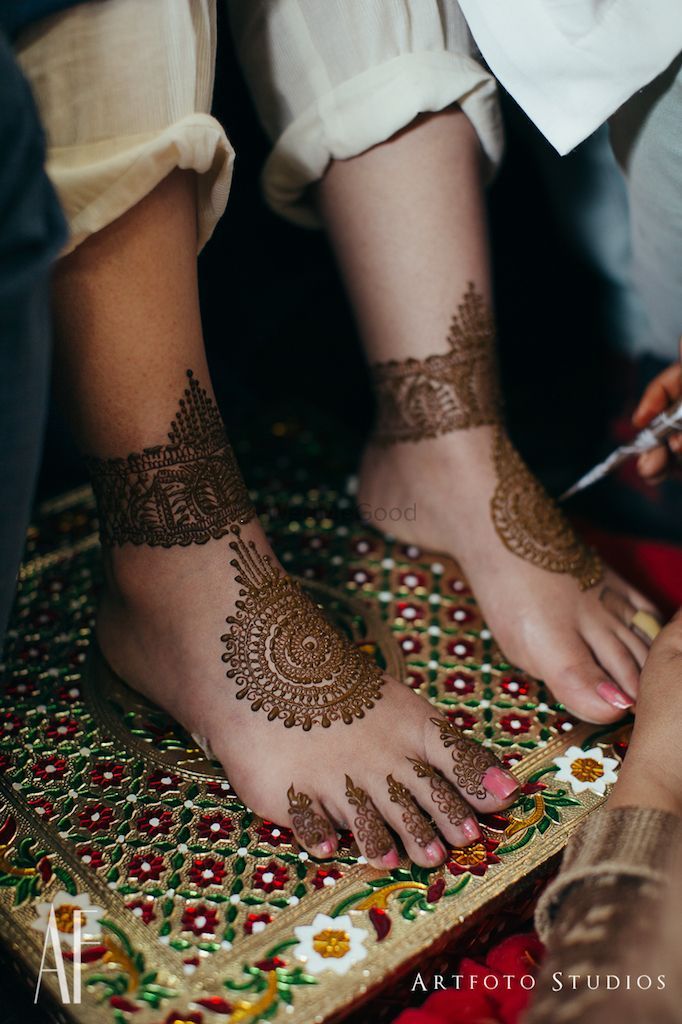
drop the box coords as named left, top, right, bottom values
left=483, top=767, right=519, bottom=801
left=596, top=681, right=634, bottom=710
left=424, top=840, right=445, bottom=863
left=461, top=818, right=480, bottom=842
left=381, top=849, right=400, bottom=869
left=318, top=840, right=334, bottom=857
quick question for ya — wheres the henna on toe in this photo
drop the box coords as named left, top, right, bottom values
left=344, top=775, right=396, bottom=865
left=430, top=717, right=519, bottom=803
left=286, top=785, right=335, bottom=856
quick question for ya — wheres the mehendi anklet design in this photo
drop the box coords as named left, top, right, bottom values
left=490, top=429, right=603, bottom=590
left=344, top=775, right=393, bottom=859
left=408, top=758, right=470, bottom=827
left=430, top=717, right=498, bottom=801
left=371, top=282, right=500, bottom=445
left=287, top=785, right=329, bottom=848
left=221, top=528, right=385, bottom=730
left=88, top=371, right=255, bottom=546
left=386, top=774, right=436, bottom=848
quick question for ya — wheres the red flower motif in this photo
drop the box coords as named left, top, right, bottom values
left=448, top=577, right=470, bottom=595
left=206, top=779, right=232, bottom=797
left=255, top=957, right=285, bottom=972
left=28, top=797, right=55, bottom=820
left=198, top=814, right=233, bottom=841
left=181, top=903, right=218, bottom=936
left=257, top=821, right=293, bottom=847
left=349, top=568, right=373, bottom=586
left=400, top=636, right=422, bottom=655
left=5, top=678, right=37, bottom=698
left=407, top=671, right=425, bottom=690
left=45, top=717, right=79, bottom=741
left=502, top=751, right=523, bottom=770
left=396, top=602, right=424, bottom=623
left=126, top=898, right=157, bottom=924
left=499, top=714, right=532, bottom=736
left=77, top=845, right=105, bottom=870
left=401, top=543, right=421, bottom=560
left=137, top=808, right=175, bottom=837
left=447, top=710, right=478, bottom=731
left=147, top=770, right=181, bottom=793
left=252, top=861, right=289, bottom=894
left=444, top=672, right=476, bottom=696
left=448, top=836, right=500, bottom=878
left=128, top=854, right=166, bottom=882
left=399, top=570, right=425, bottom=591
left=244, top=912, right=272, bottom=935
left=449, top=606, right=474, bottom=625
left=33, top=755, right=68, bottom=782
left=311, top=867, right=342, bottom=890
left=446, top=638, right=474, bottom=660
left=353, top=538, right=375, bottom=556
left=554, top=715, right=575, bottom=735
left=91, top=761, right=126, bottom=788
left=501, top=675, right=531, bottom=698
left=189, top=856, right=226, bottom=888
left=57, top=682, right=81, bottom=703
left=1, top=713, right=22, bottom=736
left=78, top=804, right=114, bottom=833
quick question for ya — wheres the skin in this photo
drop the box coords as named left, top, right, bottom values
left=316, top=105, right=660, bottom=724
left=52, top=168, right=521, bottom=871
left=634, top=338, right=682, bottom=484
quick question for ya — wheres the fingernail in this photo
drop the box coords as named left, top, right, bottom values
left=461, top=818, right=480, bottom=842
left=596, top=681, right=634, bottom=710
left=318, top=840, right=334, bottom=857
left=484, top=767, right=519, bottom=800
left=381, top=849, right=400, bottom=869
left=424, top=840, right=445, bottom=863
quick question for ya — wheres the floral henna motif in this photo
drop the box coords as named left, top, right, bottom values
left=87, top=370, right=255, bottom=546
left=430, top=717, right=498, bottom=801
left=287, top=785, right=329, bottom=848
left=371, top=283, right=500, bottom=445
left=490, top=429, right=603, bottom=591
left=345, top=775, right=393, bottom=860
left=386, top=774, right=436, bottom=848
left=408, top=758, right=470, bottom=828
left=221, top=528, right=385, bottom=730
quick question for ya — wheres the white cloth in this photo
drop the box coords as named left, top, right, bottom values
left=456, top=0, right=682, bottom=154
left=229, top=0, right=503, bottom=226
left=16, top=0, right=233, bottom=254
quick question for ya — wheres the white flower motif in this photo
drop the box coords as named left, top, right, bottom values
left=553, top=745, right=619, bottom=796
left=31, top=890, right=104, bottom=948
left=293, top=913, right=368, bottom=976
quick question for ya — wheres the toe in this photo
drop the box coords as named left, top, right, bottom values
left=425, top=716, right=520, bottom=812
left=378, top=773, right=446, bottom=867
left=286, top=783, right=338, bottom=859
left=551, top=638, right=632, bottom=723
left=407, top=757, right=482, bottom=848
left=344, top=774, right=399, bottom=870
left=586, top=627, right=641, bottom=699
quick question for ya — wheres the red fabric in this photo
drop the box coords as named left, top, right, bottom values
left=580, top=526, right=682, bottom=615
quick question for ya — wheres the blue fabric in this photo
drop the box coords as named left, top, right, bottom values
left=0, top=0, right=84, bottom=38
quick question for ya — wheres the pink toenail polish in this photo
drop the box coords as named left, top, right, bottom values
left=596, top=681, right=634, bottom=710
left=381, top=849, right=400, bottom=869
left=484, top=767, right=519, bottom=801
left=425, top=840, right=445, bottom=863
left=461, top=818, right=480, bottom=843
left=318, top=840, right=334, bottom=857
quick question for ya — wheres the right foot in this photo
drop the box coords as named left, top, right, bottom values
left=96, top=518, right=520, bottom=868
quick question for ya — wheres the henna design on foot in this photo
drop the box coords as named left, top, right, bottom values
left=371, top=283, right=500, bottom=445
left=386, top=774, right=436, bottom=848
left=490, top=428, right=603, bottom=590
left=430, top=717, right=498, bottom=801
left=408, top=758, right=470, bottom=827
left=87, top=371, right=255, bottom=546
left=287, top=785, right=329, bottom=848
left=345, top=775, right=393, bottom=859
left=221, top=529, right=385, bottom=729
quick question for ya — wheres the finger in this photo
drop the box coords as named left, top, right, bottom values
left=407, top=757, right=481, bottom=848
left=287, top=784, right=338, bottom=858
left=638, top=447, right=670, bottom=480
left=633, top=365, right=682, bottom=426
left=344, top=774, right=399, bottom=869
left=427, top=716, right=519, bottom=811
left=380, top=774, right=446, bottom=867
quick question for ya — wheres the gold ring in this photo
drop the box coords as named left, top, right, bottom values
left=630, top=610, right=662, bottom=643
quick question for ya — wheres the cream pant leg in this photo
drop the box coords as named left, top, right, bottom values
left=16, top=0, right=233, bottom=254
left=229, top=0, right=503, bottom=227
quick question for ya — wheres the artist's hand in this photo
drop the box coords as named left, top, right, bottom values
left=632, top=337, right=682, bottom=483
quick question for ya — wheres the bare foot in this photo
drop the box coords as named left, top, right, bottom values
left=96, top=516, right=521, bottom=868
left=358, top=426, right=660, bottom=724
